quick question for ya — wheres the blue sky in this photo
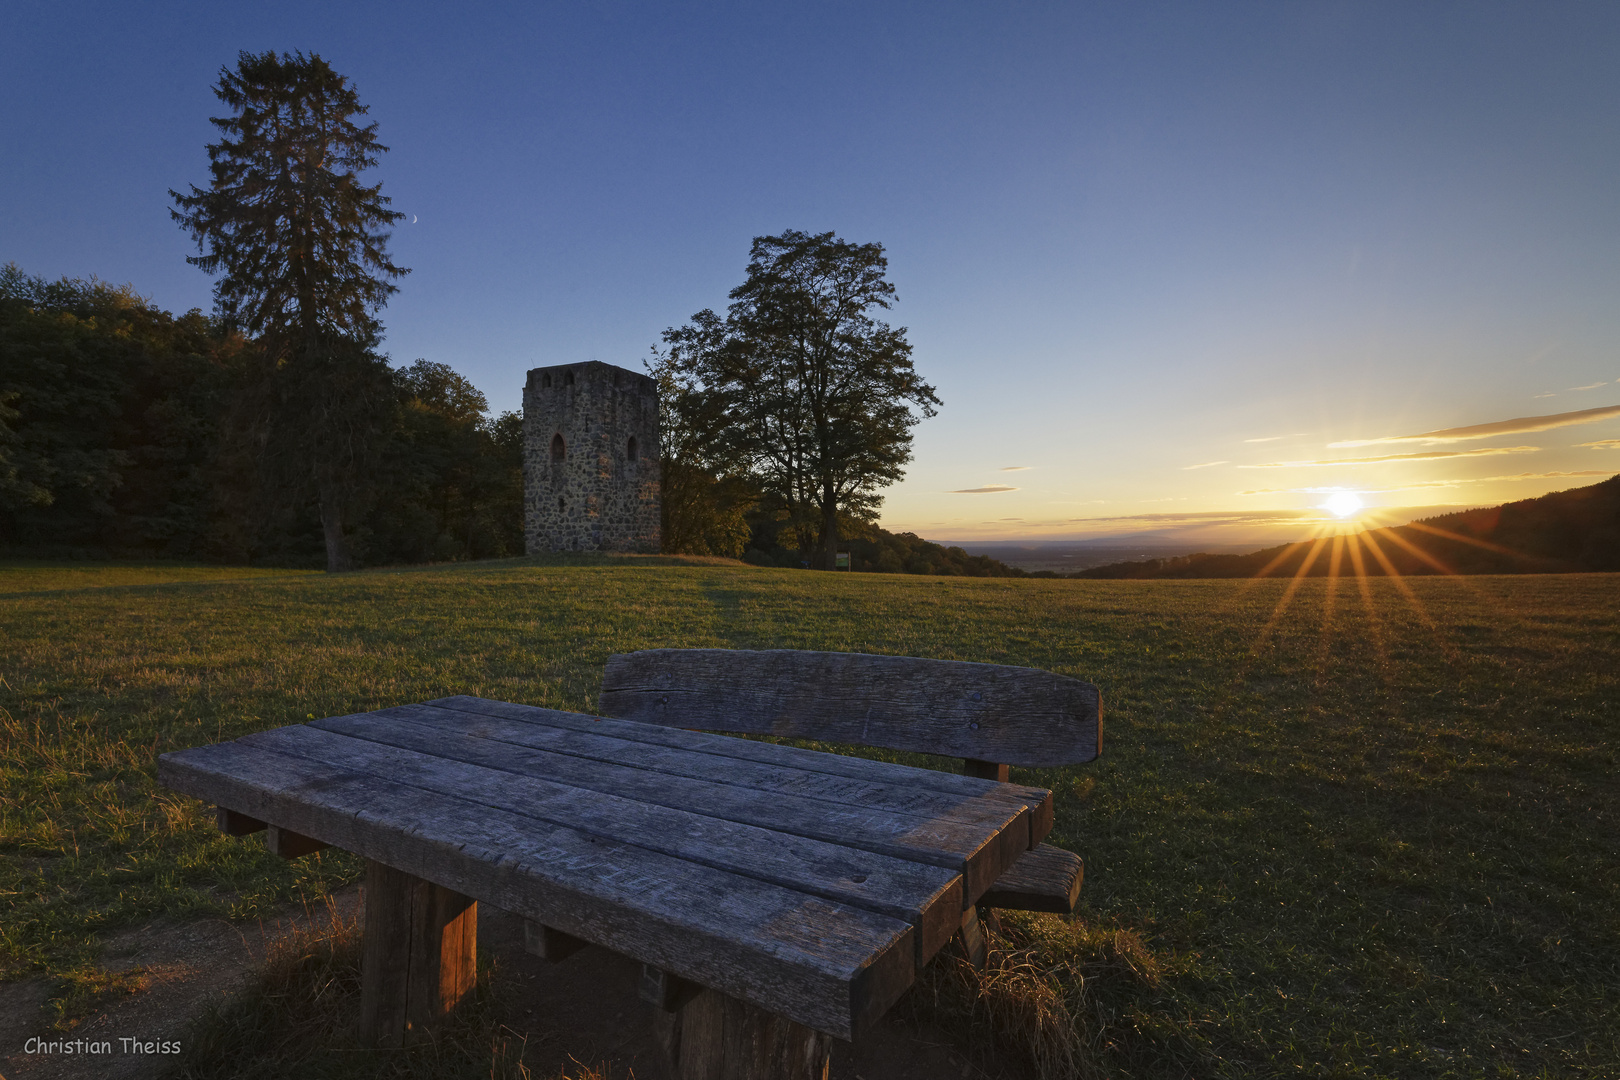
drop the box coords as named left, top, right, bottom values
left=5, top=2, right=1618, bottom=543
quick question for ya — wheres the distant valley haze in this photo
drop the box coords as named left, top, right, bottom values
left=5, top=1, right=1618, bottom=548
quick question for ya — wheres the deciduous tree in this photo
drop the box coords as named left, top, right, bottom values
left=661, top=230, right=940, bottom=568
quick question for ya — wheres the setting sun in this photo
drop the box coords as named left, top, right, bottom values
left=1322, top=491, right=1365, bottom=518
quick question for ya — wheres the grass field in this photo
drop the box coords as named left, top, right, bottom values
left=2, top=557, right=1616, bottom=1078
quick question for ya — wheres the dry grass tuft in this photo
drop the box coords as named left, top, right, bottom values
left=899, top=911, right=1170, bottom=1080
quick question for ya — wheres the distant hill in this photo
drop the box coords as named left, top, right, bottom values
left=1075, top=475, right=1620, bottom=579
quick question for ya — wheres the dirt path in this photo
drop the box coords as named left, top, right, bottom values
left=0, top=888, right=365, bottom=1080
left=1, top=896, right=1023, bottom=1080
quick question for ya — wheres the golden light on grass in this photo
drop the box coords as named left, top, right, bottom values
left=1234, top=488, right=1508, bottom=671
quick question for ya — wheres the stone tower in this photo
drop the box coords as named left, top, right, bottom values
left=523, top=361, right=661, bottom=553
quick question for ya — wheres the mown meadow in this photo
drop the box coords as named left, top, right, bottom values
left=1, top=557, right=1616, bottom=1078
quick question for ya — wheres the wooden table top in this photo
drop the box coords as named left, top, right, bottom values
left=157, top=696, right=1053, bottom=1040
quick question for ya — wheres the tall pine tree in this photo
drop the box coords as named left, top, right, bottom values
left=171, top=50, right=407, bottom=570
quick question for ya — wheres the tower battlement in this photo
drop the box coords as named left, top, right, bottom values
left=523, top=361, right=661, bottom=553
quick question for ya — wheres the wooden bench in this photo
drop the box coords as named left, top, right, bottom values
left=160, top=649, right=1099, bottom=1080
left=598, top=649, right=1097, bottom=940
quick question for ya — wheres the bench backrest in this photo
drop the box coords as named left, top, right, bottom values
left=598, top=649, right=1101, bottom=771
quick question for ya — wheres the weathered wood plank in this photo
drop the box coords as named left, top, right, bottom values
left=978, top=843, right=1084, bottom=915
left=406, top=883, right=477, bottom=1032
left=359, top=859, right=413, bottom=1047
left=357, top=861, right=475, bottom=1045
left=656, top=988, right=833, bottom=1080
left=266, top=825, right=327, bottom=859
left=158, top=740, right=913, bottom=1040
left=411, top=697, right=1052, bottom=857
left=963, top=759, right=1010, bottom=783
left=956, top=906, right=987, bottom=971
left=390, top=702, right=1024, bottom=833
left=216, top=806, right=264, bottom=835
left=599, top=649, right=1101, bottom=767
left=641, top=964, right=703, bottom=1012
left=315, top=707, right=1019, bottom=909
left=248, top=722, right=962, bottom=963
left=525, top=920, right=588, bottom=963
left=429, top=695, right=1055, bottom=846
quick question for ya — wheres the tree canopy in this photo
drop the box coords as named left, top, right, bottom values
left=171, top=51, right=408, bottom=570
left=170, top=50, right=407, bottom=348
left=0, top=263, right=522, bottom=566
left=659, top=230, right=940, bottom=568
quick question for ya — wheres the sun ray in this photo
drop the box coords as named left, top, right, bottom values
left=1376, top=527, right=1459, bottom=577
left=1353, top=530, right=1465, bottom=667
left=1314, top=533, right=1346, bottom=681
left=1402, top=520, right=1545, bottom=563
left=1246, top=535, right=1329, bottom=660
left=1394, top=522, right=1533, bottom=622
left=1345, top=532, right=1388, bottom=661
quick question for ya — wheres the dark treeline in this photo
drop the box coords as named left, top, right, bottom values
left=1074, top=475, right=1620, bottom=579
left=740, top=518, right=1037, bottom=577
left=0, top=264, right=521, bottom=566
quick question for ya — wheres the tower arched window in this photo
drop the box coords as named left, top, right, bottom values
left=626, top=436, right=638, bottom=462
left=540, top=373, right=552, bottom=388
left=550, top=433, right=565, bottom=461
left=564, top=370, right=575, bottom=387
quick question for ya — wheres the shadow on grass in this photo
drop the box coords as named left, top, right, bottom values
left=167, top=900, right=613, bottom=1080
left=170, top=895, right=1188, bottom=1080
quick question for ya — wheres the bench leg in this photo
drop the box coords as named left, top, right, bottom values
left=956, top=905, right=988, bottom=970
left=654, top=987, right=831, bottom=1080
left=358, top=859, right=477, bottom=1047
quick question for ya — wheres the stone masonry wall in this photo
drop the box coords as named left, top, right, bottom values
left=523, top=361, right=661, bottom=553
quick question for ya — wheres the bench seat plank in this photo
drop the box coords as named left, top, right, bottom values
left=599, top=649, right=1101, bottom=768
left=431, top=695, right=1055, bottom=850
left=977, top=844, right=1085, bottom=915
left=244, top=723, right=963, bottom=964
left=342, top=704, right=1027, bottom=902
left=158, top=740, right=913, bottom=1040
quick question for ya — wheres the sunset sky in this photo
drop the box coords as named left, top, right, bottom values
left=5, top=2, right=1618, bottom=545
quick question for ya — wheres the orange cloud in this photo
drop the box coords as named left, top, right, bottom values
left=1329, top=404, right=1620, bottom=447
left=1240, top=446, right=1539, bottom=468
left=1183, top=460, right=1229, bottom=470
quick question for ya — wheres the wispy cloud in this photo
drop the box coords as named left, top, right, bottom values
left=1241, top=446, right=1539, bottom=468
left=1534, top=392, right=1557, bottom=399
left=1328, top=404, right=1620, bottom=447
left=1049, top=509, right=1314, bottom=526
left=1570, top=382, right=1613, bottom=392
left=1243, top=433, right=1306, bottom=443
left=949, top=485, right=1019, bottom=494
left=1580, top=439, right=1620, bottom=449
left=1405, top=470, right=1611, bottom=486
left=1183, top=460, right=1229, bottom=470
left=1000, top=466, right=1032, bottom=471
left=1239, top=470, right=1610, bottom=495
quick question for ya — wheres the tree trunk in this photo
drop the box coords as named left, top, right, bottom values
left=821, top=485, right=839, bottom=571
left=319, top=480, right=350, bottom=572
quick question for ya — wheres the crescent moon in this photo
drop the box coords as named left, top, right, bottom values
left=412, top=215, right=418, bottom=224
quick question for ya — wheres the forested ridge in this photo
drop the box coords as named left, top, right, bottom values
left=0, top=264, right=522, bottom=566
left=1074, top=476, right=1620, bottom=579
